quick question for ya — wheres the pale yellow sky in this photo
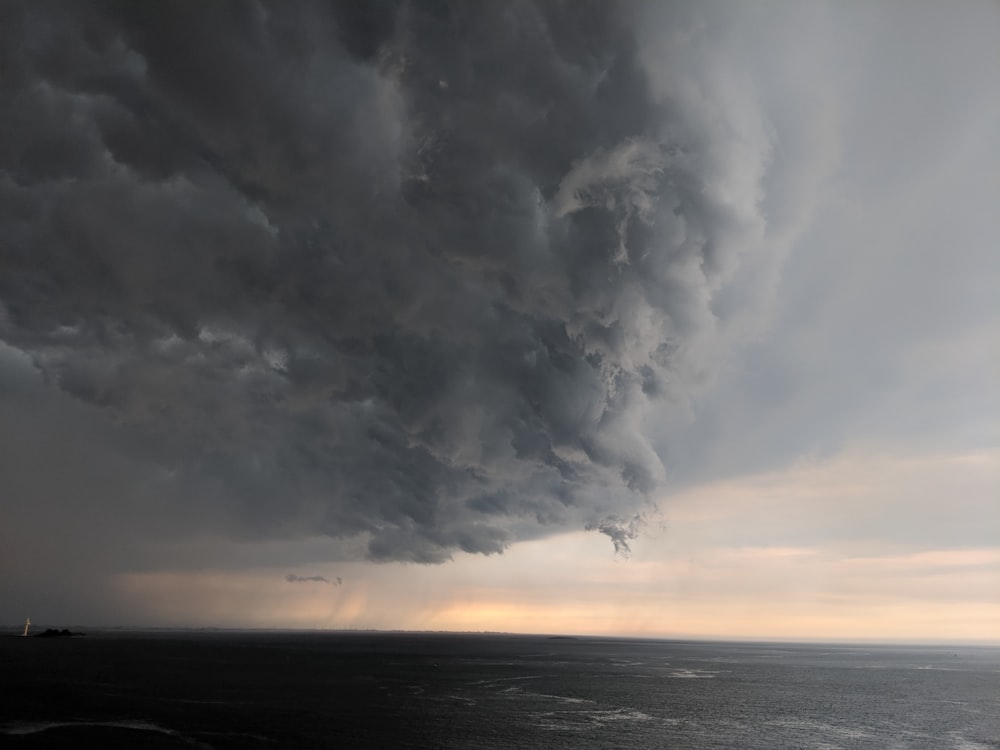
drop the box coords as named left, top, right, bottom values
left=115, top=445, right=1000, bottom=642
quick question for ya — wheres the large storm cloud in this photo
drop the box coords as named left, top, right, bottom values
left=0, top=1, right=777, bottom=565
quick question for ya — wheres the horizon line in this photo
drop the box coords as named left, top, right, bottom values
left=4, top=624, right=999, bottom=649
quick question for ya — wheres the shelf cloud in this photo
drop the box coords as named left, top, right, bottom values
left=0, top=1, right=793, bottom=566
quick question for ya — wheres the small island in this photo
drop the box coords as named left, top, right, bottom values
left=34, top=628, right=86, bottom=638
left=14, top=618, right=85, bottom=638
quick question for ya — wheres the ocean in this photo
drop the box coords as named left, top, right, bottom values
left=1, top=631, right=997, bottom=748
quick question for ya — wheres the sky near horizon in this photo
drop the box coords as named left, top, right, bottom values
left=1, top=1, right=997, bottom=642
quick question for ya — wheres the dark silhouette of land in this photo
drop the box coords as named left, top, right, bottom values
left=34, top=628, right=85, bottom=639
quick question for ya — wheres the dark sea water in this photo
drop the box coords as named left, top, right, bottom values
left=1, top=631, right=997, bottom=748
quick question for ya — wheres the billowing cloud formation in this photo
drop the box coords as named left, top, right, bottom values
left=0, top=1, right=779, bottom=564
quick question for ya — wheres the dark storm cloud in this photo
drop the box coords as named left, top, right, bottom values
left=0, top=1, right=774, bottom=565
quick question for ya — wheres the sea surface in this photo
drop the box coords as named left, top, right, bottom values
left=1, top=631, right=997, bottom=748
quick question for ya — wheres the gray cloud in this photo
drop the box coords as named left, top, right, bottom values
left=0, top=0, right=784, bottom=573
left=586, top=514, right=644, bottom=558
left=647, top=0, right=1000, bottom=492
left=285, top=574, right=340, bottom=585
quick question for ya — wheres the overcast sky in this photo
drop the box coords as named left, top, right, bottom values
left=1, top=0, right=997, bottom=642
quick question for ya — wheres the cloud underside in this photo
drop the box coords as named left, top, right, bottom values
left=286, top=574, right=340, bottom=585
left=0, top=1, right=776, bottom=563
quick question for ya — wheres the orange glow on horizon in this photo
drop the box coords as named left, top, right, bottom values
left=110, top=449, right=1000, bottom=643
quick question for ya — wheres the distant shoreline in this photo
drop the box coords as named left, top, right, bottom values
left=2, top=627, right=998, bottom=649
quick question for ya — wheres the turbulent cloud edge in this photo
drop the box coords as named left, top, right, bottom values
left=0, top=1, right=792, bottom=564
